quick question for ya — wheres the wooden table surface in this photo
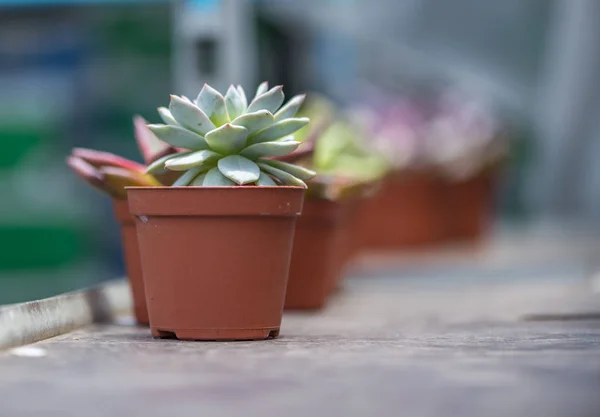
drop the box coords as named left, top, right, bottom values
left=1, top=226, right=599, bottom=417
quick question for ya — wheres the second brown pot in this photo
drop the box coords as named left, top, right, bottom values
left=128, top=186, right=305, bottom=341
left=284, top=199, right=345, bottom=310
left=112, top=199, right=148, bottom=325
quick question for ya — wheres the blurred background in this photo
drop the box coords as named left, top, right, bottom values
left=1, top=0, right=599, bottom=303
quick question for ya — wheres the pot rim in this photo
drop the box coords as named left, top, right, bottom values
left=126, top=185, right=306, bottom=217
left=125, top=186, right=305, bottom=191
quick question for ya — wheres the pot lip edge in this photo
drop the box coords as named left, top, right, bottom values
left=125, top=186, right=305, bottom=191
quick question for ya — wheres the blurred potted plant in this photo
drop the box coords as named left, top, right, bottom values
left=354, top=88, right=507, bottom=249
left=424, top=90, right=507, bottom=241
left=352, top=98, right=447, bottom=250
left=132, top=82, right=314, bottom=340
left=66, top=117, right=176, bottom=325
left=280, top=96, right=388, bottom=308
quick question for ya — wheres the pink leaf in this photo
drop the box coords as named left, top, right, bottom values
left=71, top=148, right=146, bottom=172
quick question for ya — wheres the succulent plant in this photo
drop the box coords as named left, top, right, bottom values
left=66, top=117, right=176, bottom=198
left=146, top=82, right=316, bottom=187
left=313, top=119, right=389, bottom=182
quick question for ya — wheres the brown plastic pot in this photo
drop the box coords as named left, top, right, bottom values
left=127, top=186, right=304, bottom=341
left=334, top=197, right=363, bottom=290
left=441, top=172, right=495, bottom=242
left=284, top=199, right=345, bottom=310
left=112, top=199, right=149, bottom=325
left=356, top=172, right=445, bottom=250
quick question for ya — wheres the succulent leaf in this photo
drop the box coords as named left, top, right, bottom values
left=247, top=85, right=284, bottom=114
left=254, top=81, right=269, bottom=100
left=134, top=116, right=175, bottom=165
left=260, top=159, right=316, bottom=181
left=147, top=124, right=208, bottom=150
left=66, top=155, right=108, bottom=193
left=190, top=172, right=208, bottom=186
left=171, top=165, right=210, bottom=186
left=203, top=167, right=236, bottom=186
left=204, top=124, right=248, bottom=155
left=249, top=117, right=309, bottom=145
left=71, top=148, right=146, bottom=172
left=224, top=85, right=246, bottom=120
left=257, top=162, right=307, bottom=188
left=217, top=155, right=260, bottom=185
left=274, top=94, right=306, bottom=122
left=195, top=84, right=230, bottom=126
left=256, top=172, right=277, bottom=186
left=100, top=166, right=161, bottom=188
left=236, top=85, right=248, bottom=109
left=165, top=150, right=221, bottom=171
left=157, top=107, right=178, bottom=125
left=231, top=110, right=275, bottom=135
left=146, top=152, right=189, bottom=174
left=169, top=95, right=216, bottom=135
left=240, top=140, right=300, bottom=159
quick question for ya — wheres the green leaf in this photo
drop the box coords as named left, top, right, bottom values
left=247, top=85, right=284, bottom=114
left=169, top=95, right=216, bottom=135
left=146, top=152, right=190, bottom=174
left=276, top=135, right=296, bottom=142
left=274, top=94, right=306, bottom=122
left=203, top=167, right=236, bottom=186
left=171, top=165, right=211, bottom=186
left=148, top=124, right=208, bottom=150
left=260, top=159, right=316, bottom=180
left=224, top=85, right=245, bottom=119
left=254, top=81, right=269, bottom=101
left=165, top=150, right=221, bottom=171
left=157, top=107, right=178, bottom=125
left=204, top=124, right=248, bottom=155
left=195, top=84, right=230, bottom=126
left=257, top=162, right=307, bottom=188
left=256, top=172, right=276, bottom=186
left=236, top=85, right=248, bottom=109
left=240, top=140, right=300, bottom=159
left=231, top=110, right=275, bottom=135
left=189, top=172, right=208, bottom=186
left=249, top=117, right=309, bottom=144
left=218, top=155, right=260, bottom=185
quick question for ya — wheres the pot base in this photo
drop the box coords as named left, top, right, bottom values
left=151, top=327, right=280, bottom=341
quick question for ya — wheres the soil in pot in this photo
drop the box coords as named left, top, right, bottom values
left=284, top=199, right=345, bottom=310
left=441, top=172, right=495, bottom=242
left=356, top=172, right=445, bottom=250
left=127, top=186, right=304, bottom=341
left=112, top=199, right=148, bottom=325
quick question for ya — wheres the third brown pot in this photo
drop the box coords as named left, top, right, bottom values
left=127, top=186, right=304, bottom=341
left=112, top=199, right=148, bottom=325
left=284, top=199, right=345, bottom=310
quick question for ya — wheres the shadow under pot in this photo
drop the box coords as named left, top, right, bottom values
left=284, top=199, right=345, bottom=310
left=112, top=199, right=148, bottom=325
left=127, top=186, right=305, bottom=341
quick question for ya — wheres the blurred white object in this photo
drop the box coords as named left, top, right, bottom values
left=9, top=346, right=47, bottom=358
